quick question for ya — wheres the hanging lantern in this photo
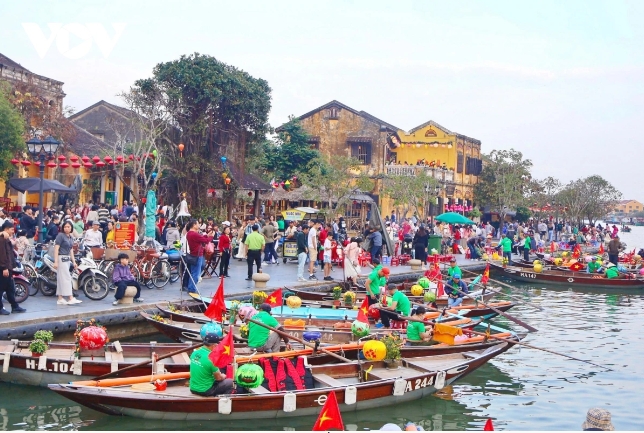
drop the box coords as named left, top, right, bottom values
left=248, top=191, right=253, bottom=197
left=433, top=142, right=439, bottom=148
left=362, top=340, right=387, bottom=361
left=441, top=143, right=446, bottom=148
left=10, top=158, right=19, bottom=165
left=178, top=143, right=184, bottom=157
left=81, top=155, right=90, bottom=163
left=424, top=144, right=428, bottom=148
left=416, top=143, right=422, bottom=148
left=71, top=162, right=81, bottom=168
left=152, top=149, right=158, bottom=158
left=46, top=161, right=56, bottom=168
left=70, top=155, right=79, bottom=162
left=34, top=161, right=41, bottom=167
left=57, top=155, right=66, bottom=162
left=104, top=155, right=113, bottom=163
left=292, top=176, right=297, bottom=181
left=20, top=160, right=31, bottom=167
left=225, top=177, right=231, bottom=189
left=116, top=155, right=124, bottom=162
left=220, top=156, right=227, bottom=165
left=96, top=161, right=106, bottom=167
left=108, top=160, right=115, bottom=165
left=92, top=156, right=100, bottom=163
left=151, top=172, right=158, bottom=179
left=284, top=180, right=291, bottom=190
left=222, top=172, right=228, bottom=179
left=141, top=197, right=147, bottom=204
left=447, top=143, right=453, bottom=149
left=129, top=154, right=134, bottom=161
left=79, top=326, right=108, bottom=350
left=59, top=162, right=69, bottom=168
left=83, top=162, right=93, bottom=169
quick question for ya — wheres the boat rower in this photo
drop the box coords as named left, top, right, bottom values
left=604, top=263, right=620, bottom=279
left=587, top=256, right=602, bottom=274
left=365, top=266, right=390, bottom=305
left=247, top=303, right=291, bottom=353
left=379, top=283, right=411, bottom=329
left=405, top=306, right=437, bottom=346
left=189, top=332, right=234, bottom=396
left=445, top=273, right=469, bottom=308
left=446, top=258, right=462, bottom=279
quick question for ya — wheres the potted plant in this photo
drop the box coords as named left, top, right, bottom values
left=343, top=290, right=356, bottom=307
left=252, top=291, right=268, bottom=309
left=33, top=330, right=54, bottom=344
left=332, top=286, right=343, bottom=307
left=29, top=339, right=48, bottom=357
left=381, top=334, right=402, bottom=370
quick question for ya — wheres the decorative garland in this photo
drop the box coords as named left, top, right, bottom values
left=73, top=319, right=109, bottom=359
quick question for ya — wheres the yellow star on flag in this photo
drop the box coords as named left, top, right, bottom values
left=319, top=410, right=332, bottom=426
left=269, top=296, right=277, bottom=304
left=361, top=307, right=368, bottom=315
left=223, top=345, right=230, bottom=355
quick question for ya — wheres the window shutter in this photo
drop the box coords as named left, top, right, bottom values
left=457, top=153, right=464, bottom=173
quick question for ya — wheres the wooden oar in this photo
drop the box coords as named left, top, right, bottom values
left=91, top=342, right=204, bottom=381
left=446, top=285, right=538, bottom=333
left=460, top=267, right=545, bottom=311
left=460, top=267, right=538, bottom=293
left=245, top=317, right=353, bottom=363
left=402, top=314, right=612, bottom=371
left=468, top=281, right=545, bottom=312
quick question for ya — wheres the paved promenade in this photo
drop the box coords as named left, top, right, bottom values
left=0, top=255, right=486, bottom=331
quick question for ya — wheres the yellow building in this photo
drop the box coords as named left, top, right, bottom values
left=385, top=120, right=482, bottom=216
left=615, top=200, right=644, bottom=214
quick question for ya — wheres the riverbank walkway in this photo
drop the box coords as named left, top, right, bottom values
left=0, top=254, right=487, bottom=331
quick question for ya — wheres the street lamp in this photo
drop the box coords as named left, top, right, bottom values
left=26, top=135, right=61, bottom=242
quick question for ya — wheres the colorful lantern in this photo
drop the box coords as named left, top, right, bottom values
left=368, top=305, right=381, bottom=319
left=248, top=191, right=253, bottom=197
left=222, top=172, right=228, bottom=179
left=10, top=158, right=19, bottom=165
left=151, top=172, right=158, bottom=179
left=224, top=177, right=231, bottom=186
left=46, top=161, right=57, bottom=168
left=78, top=326, right=108, bottom=350
left=81, top=155, right=90, bottom=163
left=152, top=149, right=157, bottom=158
left=57, top=155, right=66, bottom=161
left=417, top=277, right=430, bottom=289
left=351, top=320, right=370, bottom=338
left=59, top=162, right=69, bottom=168
left=70, top=155, right=79, bottom=162
left=83, top=162, right=93, bottom=169
left=235, top=363, right=264, bottom=389
left=104, top=156, right=113, bottom=163
left=410, top=284, right=423, bottom=296
left=116, top=155, right=124, bottom=162
left=96, top=161, right=105, bottom=167
left=286, top=296, right=302, bottom=309
left=92, top=155, right=100, bottom=163
left=424, top=291, right=436, bottom=303
left=178, top=143, right=184, bottom=157
left=534, top=263, right=543, bottom=273
left=71, top=162, right=81, bottom=168
left=362, top=340, right=387, bottom=361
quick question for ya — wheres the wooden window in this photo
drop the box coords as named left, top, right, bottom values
left=457, top=153, right=464, bottom=173
left=350, top=143, right=371, bottom=165
left=329, top=107, right=339, bottom=119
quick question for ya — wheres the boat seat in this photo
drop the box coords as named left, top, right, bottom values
left=313, top=373, right=346, bottom=388
left=105, top=351, right=125, bottom=362
left=248, top=385, right=271, bottom=394
left=171, top=353, right=191, bottom=364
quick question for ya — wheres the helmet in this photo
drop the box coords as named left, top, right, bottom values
left=173, top=240, right=182, bottom=249
left=203, top=333, right=221, bottom=344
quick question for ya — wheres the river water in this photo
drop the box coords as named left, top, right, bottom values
left=1, top=224, right=643, bottom=431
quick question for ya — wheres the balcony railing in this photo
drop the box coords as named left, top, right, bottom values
left=385, top=165, right=454, bottom=182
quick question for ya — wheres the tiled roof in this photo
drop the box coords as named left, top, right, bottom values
left=69, top=100, right=137, bottom=121
left=66, top=123, right=111, bottom=156
left=0, top=53, right=30, bottom=72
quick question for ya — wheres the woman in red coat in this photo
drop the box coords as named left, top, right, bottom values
left=218, top=225, right=232, bottom=278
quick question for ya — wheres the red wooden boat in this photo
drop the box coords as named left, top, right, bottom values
left=489, top=262, right=644, bottom=289
left=48, top=341, right=514, bottom=420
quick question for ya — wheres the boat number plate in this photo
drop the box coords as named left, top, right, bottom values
left=568, top=278, right=574, bottom=282
left=25, top=359, right=72, bottom=373
left=519, top=272, right=537, bottom=279
left=405, top=376, right=435, bottom=392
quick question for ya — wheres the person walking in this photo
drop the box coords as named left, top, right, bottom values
left=0, top=221, right=27, bottom=315
left=367, top=227, right=383, bottom=263
left=218, top=224, right=232, bottom=278
left=307, top=220, right=318, bottom=280
left=261, top=220, right=278, bottom=265
left=244, top=224, right=265, bottom=281
left=186, top=220, right=214, bottom=293
left=296, top=225, right=309, bottom=282
left=54, top=221, right=82, bottom=305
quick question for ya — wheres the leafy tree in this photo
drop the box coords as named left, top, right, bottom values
left=528, top=176, right=562, bottom=218
left=0, top=84, right=25, bottom=183
left=556, top=175, right=622, bottom=225
left=258, top=117, right=319, bottom=181
left=299, top=155, right=361, bottom=211
left=474, top=149, right=532, bottom=222
left=515, top=206, right=532, bottom=223
left=136, top=53, right=272, bottom=210
left=382, top=171, right=439, bottom=219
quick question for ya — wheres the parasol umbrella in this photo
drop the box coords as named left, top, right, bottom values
left=145, top=190, right=157, bottom=239
left=8, top=177, right=77, bottom=193
left=435, top=212, right=476, bottom=225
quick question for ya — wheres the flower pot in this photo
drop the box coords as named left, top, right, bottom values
left=344, top=301, right=353, bottom=308
left=333, top=300, right=341, bottom=307
left=384, top=359, right=402, bottom=370
left=31, top=352, right=42, bottom=358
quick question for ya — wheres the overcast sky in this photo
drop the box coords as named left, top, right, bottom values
left=2, top=0, right=642, bottom=199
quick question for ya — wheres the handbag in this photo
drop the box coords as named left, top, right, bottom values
left=184, top=254, right=198, bottom=266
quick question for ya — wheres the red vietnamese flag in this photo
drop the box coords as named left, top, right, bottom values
left=436, top=280, right=445, bottom=297
left=598, top=243, right=605, bottom=254
left=481, top=263, right=490, bottom=285
left=312, top=391, right=344, bottom=431
left=570, top=261, right=584, bottom=272
left=266, top=288, right=283, bottom=307
left=204, top=279, right=225, bottom=321
left=357, top=296, right=369, bottom=323
left=550, top=241, right=556, bottom=252
left=208, top=326, right=235, bottom=368
left=483, top=418, right=494, bottom=431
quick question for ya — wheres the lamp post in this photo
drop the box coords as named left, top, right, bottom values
left=26, top=135, right=61, bottom=242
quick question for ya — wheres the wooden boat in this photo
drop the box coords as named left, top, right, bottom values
left=621, top=226, right=632, bottom=232
left=48, top=342, right=514, bottom=420
left=289, top=287, right=496, bottom=307
left=158, top=300, right=515, bottom=323
left=143, top=311, right=483, bottom=345
left=489, top=262, right=644, bottom=289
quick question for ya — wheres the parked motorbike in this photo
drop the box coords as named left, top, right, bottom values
left=401, top=234, right=413, bottom=255
left=37, top=242, right=110, bottom=300
left=2, top=259, right=30, bottom=304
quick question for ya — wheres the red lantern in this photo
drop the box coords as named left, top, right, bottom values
left=224, top=177, right=231, bottom=185
left=129, top=154, right=134, bottom=161
left=248, top=191, right=253, bottom=197
left=92, top=155, right=100, bottom=163
left=70, top=155, right=79, bottom=162
left=141, top=197, right=147, bottom=204
left=11, top=158, right=19, bottom=165
left=83, top=162, right=93, bottom=169
left=34, top=161, right=41, bottom=167
left=96, top=161, right=106, bottom=167
left=78, top=326, right=108, bottom=350
left=81, top=155, right=90, bottom=163
left=368, top=305, right=381, bottom=319
left=108, top=160, right=115, bottom=165
left=59, top=162, right=69, bottom=168
left=71, top=162, right=81, bottom=168
left=57, top=155, right=66, bottom=161
left=47, top=161, right=57, bottom=168
left=104, top=156, right=113, bottom=163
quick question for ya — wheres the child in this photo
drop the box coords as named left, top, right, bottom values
left=15, top=230, right=30, bottom=257
left=112, top=253, right=143, bottom=305
left=323, top=236, right=333, bottom=281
